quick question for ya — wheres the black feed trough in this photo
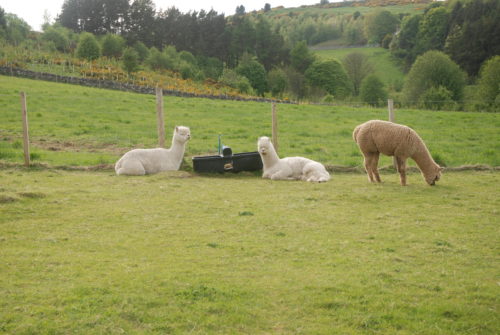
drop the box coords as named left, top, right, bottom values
left=192, top=144, right=263, bottom=173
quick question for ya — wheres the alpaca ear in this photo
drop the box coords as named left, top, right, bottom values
left=439, top=166, right=444, bottom=171
left=175, top=126, right=179, bottom=132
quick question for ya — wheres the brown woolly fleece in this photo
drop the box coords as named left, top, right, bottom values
left=353, top=120, right=443, bottom=186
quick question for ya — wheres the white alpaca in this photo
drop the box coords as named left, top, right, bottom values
left=257, top=136, right=330, bottom=182
left=115, top=126, right=190, bottom=175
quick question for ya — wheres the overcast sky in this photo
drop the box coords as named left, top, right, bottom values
left=2, top=0, right=325, bottom=31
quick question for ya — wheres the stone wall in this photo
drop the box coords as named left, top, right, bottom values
left=0, top=66, right=293, bottom=104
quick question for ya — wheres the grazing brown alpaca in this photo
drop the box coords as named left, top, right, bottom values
left=353, top=120, right=443, bottom=186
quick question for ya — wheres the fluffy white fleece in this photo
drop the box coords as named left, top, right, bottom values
left=258, top=136, right=330, bottom=182
left=115, top=126, right=190, bottom=175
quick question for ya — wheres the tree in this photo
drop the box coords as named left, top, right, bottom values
left=132, top=41, right=150, bottom=62
left=122, top=48, right=139, bottom=74
left=390, top=14, right=421, bottom=68
left=305, top=59, right=351, bottom=98
left=264, top=3, right=271, bottom=12
left=343, top=52, right=373, bottom=96
left=364, top=10, right=399, bottom=45
left=476, top=56, right=500, bottom=112
left=403, top=51, right=466, bottom=107
left=219, top=68, right=253, bottom=94
left=445, top=0, right=500, bottom=76
left=126, top=0, right=156, bottom=46
left=415, top=6, right=448, bottom=54
left=360, top=75, right=387, bottom=107
left=101, top=34, right=125, bottom=58
left=290, top=41, right=315, bottom=74
left=235, top=5, right=246, bottom=16
left=268, top=68, right=287, bottom=97
left=76, top=32, right=101, bottom=60
left=42, top=25, right=70, bottom=52
left=236, top=54, right=268, bottom=96
left=4, top=14, right=31, bottom=45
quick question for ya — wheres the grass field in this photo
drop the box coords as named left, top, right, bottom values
left=0, top=168, right=498, bottom=334
left=1, top=76, right=499, bottom=169
left=266, top=3, right=427, bottom=17
left=313, top=47, right=405, bottom=91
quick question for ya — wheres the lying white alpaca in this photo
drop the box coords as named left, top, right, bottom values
left=353, top=120, right=443, bottom=186
left=257, top=136, right=330, bottom=182
left=115, top=126, right=190, bottom=175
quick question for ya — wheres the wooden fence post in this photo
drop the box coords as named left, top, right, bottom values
left=272, top=102, right=278, bottom=154
left=156, top=86, right=165, bottom=148
left=388, top=99, right=395, bottom=122
left=20, top=91, right=30, bottom=166
left=388, top=99, right=397, bottom=169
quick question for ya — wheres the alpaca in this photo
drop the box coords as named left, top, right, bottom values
left=353, top=120, right=442, bottom=186
left=115, top=126, right=190, bottom=175
left=257, top=136, right=330, bottom=182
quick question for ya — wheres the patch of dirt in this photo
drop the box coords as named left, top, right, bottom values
left=32, top=138, right=130, bottom=155
left=0, top=194, right=18, bottom=203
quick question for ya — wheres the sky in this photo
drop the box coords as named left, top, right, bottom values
left=1, top=0, right=324, bottom=32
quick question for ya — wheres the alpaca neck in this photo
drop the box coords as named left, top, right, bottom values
left=262, top=145, right=281, bottom=168
left=411, top=143, right=436, bottom=177
left=168, top=137, right=186, bottom=159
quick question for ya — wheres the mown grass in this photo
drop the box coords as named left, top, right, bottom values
left=0, top=168, right=498, bottom=334
left=1, top=75, right=499, bottom=168
left=314, top=47, right=405, bottom=90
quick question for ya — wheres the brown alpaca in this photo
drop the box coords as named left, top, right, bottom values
left=353, top=120, right=443, bottom=186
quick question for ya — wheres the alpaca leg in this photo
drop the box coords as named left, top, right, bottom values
left=363, top=154, right=375, bottom=182
left=372, top=153, right=381, bottom=183
left=396, top=157, right=407, bottom=186
left=116, top=159, right=146, bottom=176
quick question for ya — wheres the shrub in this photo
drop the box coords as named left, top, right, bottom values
left=360, top=74, right=387, bottom=107
left=236, top=54, right=268, bottom=96
left=403, top=51, right=466, bottom=107
left=420, top=86, right=456, bottom=111
left=268, top=68, right=287, bottom=97
left=101, top=34, right=125, bottom=58
left=305, top=59, right=351, bottom=99
left=76, top=32, right=100, bottom=61
left=122, top=48, right=139, bottom=74
left=133, top=41, right=150, bottom=62
left=476, top=56, right=500, bottom=112
left=219, top=69, right=254, bottom=95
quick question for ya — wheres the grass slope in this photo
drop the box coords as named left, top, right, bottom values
left=0, top=168, right=498, bottom=334
left=313, top=47, right=405, bottom=90
left=266, top=3, right=427, bottom=17
left=1, top=75, right=499, bottom=168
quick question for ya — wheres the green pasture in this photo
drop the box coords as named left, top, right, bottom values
left=0, top=168, right=498, bottom=334
left=313, top=47, right=405, bottom=91
left=1, top=75, right=499, bottom=168
left=267, top=3, right=427, bottom=17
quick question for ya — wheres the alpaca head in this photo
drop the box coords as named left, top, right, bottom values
left=257, top=136, right=273, bottom=156
left=174, top=126, right=191, bottom=143
left=425, top=164, right=444, bottom=186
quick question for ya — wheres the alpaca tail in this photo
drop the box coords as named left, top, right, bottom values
left=352, top=125, right=361, bottom=143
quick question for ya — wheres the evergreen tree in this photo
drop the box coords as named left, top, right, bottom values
left=236, top=54, right=268, bottom=96
left=122, top=48, right=140, bottom=74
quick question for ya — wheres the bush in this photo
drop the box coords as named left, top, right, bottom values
left=101, top=34, right=125, bottom=58
left=360, top=74, right=387, bottom=107
left=76, top=32, right=100, bottom=61
left=476, top=56, right=500, bottom=112
left=403, top=51, right=466, bottom=107
left=133, top=41, right=150, bottom=62
left=219, top=69, right=254, bottom=95
left=122, top=48, right=139, bottom=74
left=420, top=86, right=456, bottom=111
left=305, top=59, right=351, bottom=99
left=236, top=54, right=268, bottom=96
left=268, top=68, right=287, bottom=97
